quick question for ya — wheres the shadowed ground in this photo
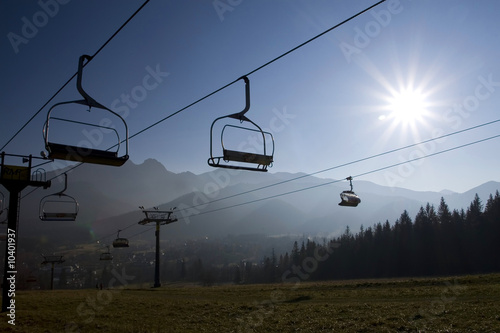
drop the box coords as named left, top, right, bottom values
left=1, top=273, right=500, bottom=332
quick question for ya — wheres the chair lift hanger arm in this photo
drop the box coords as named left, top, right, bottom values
left=43, top=54, right=129, bottom=166
left=208, top=76, right=274, bottom=171
left=39, top=172, right=79, bottom=221
left=209, top=76, right=251, bottom=159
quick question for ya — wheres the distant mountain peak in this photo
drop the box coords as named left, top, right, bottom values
left=139, top=158, right=165, bottom=167
left=439, top=189, right=455, bottom=195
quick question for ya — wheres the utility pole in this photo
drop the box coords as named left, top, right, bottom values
left=138, top=207, right=177, bottom=288
left=41, top=255, right=65, bottom=290
left=1, top=153, right=51, bottom=312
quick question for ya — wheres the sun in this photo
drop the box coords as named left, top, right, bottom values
left=374, top=83, right=434, bottom=144
left=386, top=88, right=428, bottom=125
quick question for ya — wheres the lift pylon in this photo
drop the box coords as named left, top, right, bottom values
left=138, top=207, right=177, bottom=288
left=1, top=152, right=51, bottom=312
left=41, top=255, right=65, bottom=290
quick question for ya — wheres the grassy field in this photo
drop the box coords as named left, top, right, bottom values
left=1, top=274, right=500, bottom=332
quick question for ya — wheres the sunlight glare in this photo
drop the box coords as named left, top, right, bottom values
left=387, top=89, right=427, bottom=124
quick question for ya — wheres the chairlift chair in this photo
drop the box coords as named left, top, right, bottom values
left=112, top=230, right=129, bottom=248
left=100, top=245, right=113, bottom=261
left=208, top=76, right=274, bottom=172
left=39, top=173, right=79, bottom=221
left=43, top=54, right=129, bottom=166
left=339, top=176, right=361, bottom=207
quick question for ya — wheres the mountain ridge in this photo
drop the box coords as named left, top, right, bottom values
left=13, top=159, right=500, bottom=246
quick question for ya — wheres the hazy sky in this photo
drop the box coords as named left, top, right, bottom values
left=1, top=0, right=500, bottom=193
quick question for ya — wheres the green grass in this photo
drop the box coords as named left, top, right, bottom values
left=2, top=274, right=500, bottom=332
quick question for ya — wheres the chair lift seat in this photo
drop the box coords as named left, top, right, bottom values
left=42, top=212, right=78, bottom=221
left=223, top=149, right=273, bottom=166
left=47, top=142, right=128, bottom=166
left=113, top=238, right=129, bottom=248
left=208, top=76, right=275, bottom=172
left=339, top=191, right=361, bottom=207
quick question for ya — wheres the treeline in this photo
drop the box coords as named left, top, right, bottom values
left=37, top=191, right=500, bottom=288
left=108, top=190, right=500, bottom=285
left=258, top=191, right=500, bottom=282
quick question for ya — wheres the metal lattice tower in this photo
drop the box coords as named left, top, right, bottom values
left=1, top=153, right=51, bottom=312
left=138, top=207, right=177, bottom=288
left=41, top=255, right=65, bottom=290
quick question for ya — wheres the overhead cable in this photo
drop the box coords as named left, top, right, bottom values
left=0, top=0, right=151, bottom=151
left=95, top=127, right=500, bottom=243
left=180, top=133, right=500, bottom=220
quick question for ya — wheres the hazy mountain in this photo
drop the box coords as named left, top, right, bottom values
left=12, top=159, right=500, bottom=247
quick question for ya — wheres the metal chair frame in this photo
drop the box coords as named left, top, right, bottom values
left=39, top=173, right=79, bottom=221
left=208, top=76, right=274, bottom=172
left=43, top=54, right=129, bottom=166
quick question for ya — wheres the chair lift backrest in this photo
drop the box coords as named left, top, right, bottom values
left=100, top=246, right=113, bottom=260
left=113, top=230, right=129, bottom=248
left=208, top=76, right=274, bottom=172
left=43, top=55, right=129, bottom=166
left=113, top=238, right=129, bottom=248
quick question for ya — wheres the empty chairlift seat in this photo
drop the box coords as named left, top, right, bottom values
left=43, top=54, right=129, bottom=167
left=46, top=142, right=126, bottom=166
left=112, top=230, right=129, bottom=248
left=39, top=173, right=79, bottom=221
left=208, top=76, right=274, bottom=172
left=100, top=246, right=113, bottom=261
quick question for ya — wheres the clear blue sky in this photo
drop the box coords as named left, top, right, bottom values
left=1, top=0, right=500, bottom=193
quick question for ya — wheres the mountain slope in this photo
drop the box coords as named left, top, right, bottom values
left=14, top=159, right=500, bottom=246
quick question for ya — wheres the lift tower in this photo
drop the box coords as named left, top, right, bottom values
left=1, top=153, right=51, bottom=312
left=41, top=255, right=65, bottom=290
left=138, top=207, right=177, bottom=288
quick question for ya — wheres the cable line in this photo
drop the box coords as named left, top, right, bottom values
left=13, top=1, right=498, bottom=243
left=245, top=0, right=387, bottom=77
left=0, top=0, right=151, bottom=152
left=89, top=126, right=500, bottom=245
left=96, top=131, right=500, bottom=246
left=175, top=118, right=500, bottom=214
left=97, top=224, right=155, bottom=246
left=120, top=0, right=389, bottom=144
left=94, top=216, right=146, bottom=245
left=24, top=117, right=500, bottom=243
left=176, top=133, right=500, bottom=221
left=21, top=0, right=389, bottom=195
